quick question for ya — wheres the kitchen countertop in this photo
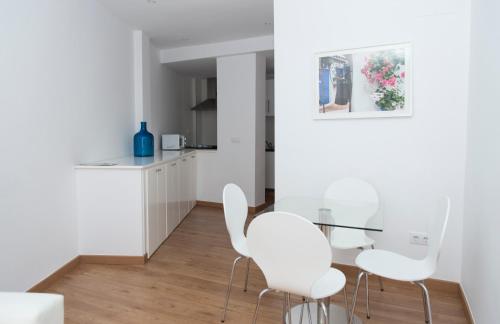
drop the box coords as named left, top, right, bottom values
left=75, top=149, right=196, bottom=170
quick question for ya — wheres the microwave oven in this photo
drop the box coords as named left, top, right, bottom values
left=162, top=134, right=186, bottom=150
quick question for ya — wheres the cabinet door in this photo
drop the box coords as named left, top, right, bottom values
left=145, top=168, right=159, bottom=257
left=157, top=165, right=167, bottom=244
left=189, top=153, right=197, bottom=209
left=179, top=157, right=189, bottom=219
left=186, top=154, right=193, bottom=211
left=166, top=161, right=180, bottom=235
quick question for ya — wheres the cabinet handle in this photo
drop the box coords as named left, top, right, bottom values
left=171, top=163, right=176, bottom=166
left=267, top=99, right=270, bottom=113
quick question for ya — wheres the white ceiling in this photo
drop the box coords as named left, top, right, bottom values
left=99, top=0, right=274, bottom=49
left=168, top=57, right=218, bottom=78
left=167, top=50, right=274, bottom=78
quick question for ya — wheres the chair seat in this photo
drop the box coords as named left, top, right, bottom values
left=310, top=268, right=346, bottom=299
left=330, top=230, right=375, bottom=250
left=356, top=249, right=432, bottom=282
left=0, top=292, right=64, bottom=324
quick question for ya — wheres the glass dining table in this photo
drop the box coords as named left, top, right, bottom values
left=257, top=196, right=384, bottom=324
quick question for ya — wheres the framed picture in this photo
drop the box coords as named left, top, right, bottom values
left=313, top=43, right=412, bottom=119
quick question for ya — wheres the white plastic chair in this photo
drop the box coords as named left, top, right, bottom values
left=247, top=211, right=348, bottom=324
left=0, top=292, right=64, bottom=324
left=220, top=183, right=252, bottom=322
left=324, top=178, right=384, bottom=295
left=350, top=197, right=451, bottom=324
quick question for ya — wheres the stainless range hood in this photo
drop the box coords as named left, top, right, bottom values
left=191, top=78, right=217, bottom=111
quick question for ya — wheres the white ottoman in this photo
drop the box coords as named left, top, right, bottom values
left=0, top=293, right=64, bottom=324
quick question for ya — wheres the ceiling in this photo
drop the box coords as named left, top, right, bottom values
left=168, top=57, right=218, bottom=78
left=167, top=50, right=274, bottom=78
left=99, top=0, right=274, bottom=49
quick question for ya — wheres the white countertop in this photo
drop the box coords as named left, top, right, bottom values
left=75, top=149, right=196, bottom=170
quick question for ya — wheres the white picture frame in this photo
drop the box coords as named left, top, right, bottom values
left=313, top=43, right=413, bottom=120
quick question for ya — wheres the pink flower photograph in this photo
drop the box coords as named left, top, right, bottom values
left=314, top=43, right=412, bottom=119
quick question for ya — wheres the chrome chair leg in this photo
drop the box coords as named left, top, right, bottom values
left=244, top=257, right=251, bottom=292
left=371, top=244, right=384, bottom=291
left=252, top=288, right=272, bottom=324
left=421, top=286, right=429, bottom=323
left=350, top=271, right=366, bottom=324
left=415, top=281, right=432, bottom=324
left=286, top=293, right=292, bottom=324
left=319, top=300, right=329, bottom=324
left=299, top=298, right=305, bottom=324
left=306, top=298, right=312, bottom=324
left=365, top=273, right=371, bottom=319
left=343, top=287, right=350, bottom=320
left=282, top=292, right=286, bottom=323
left=221, top=256, right=243, bottom=322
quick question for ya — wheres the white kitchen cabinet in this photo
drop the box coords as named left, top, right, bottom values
left=266, top=79, right=274, bottom=116
left=75, top=150, right=197, bottom=260
left=188, top=153, right=197, bottom=210
left=145, top=165, right=167, bottom=257
left=166, top=161, right=180, bottom=236
left=179, top=156, right=189, bottom=219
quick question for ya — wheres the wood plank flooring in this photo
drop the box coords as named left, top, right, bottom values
left=44, top=206, right=468, bottom=323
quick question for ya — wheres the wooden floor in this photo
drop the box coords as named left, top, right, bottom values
left=44, top=206, right=468, bottom=324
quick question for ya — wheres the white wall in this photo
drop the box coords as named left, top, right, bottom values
left=462, top=0, right=500, bottom=322
left=0, top=0, right=134, bottom=291
left=274, top=0, right=470, bottom=281
left=160, top=35, right=274, bottom=63
left=196, top=110, right=218, bottom=145
left=149, top=44, right=194, bottom=149
left=133, top=31, right=152, bottom=126
left=254, top=53, right=266, bottom=205
left=0, top=0, right=135, bottom=291
left=196, top=53, right=266, bottom=207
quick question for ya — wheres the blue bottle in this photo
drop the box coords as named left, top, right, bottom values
left=134, top=121, right=154, bottom=157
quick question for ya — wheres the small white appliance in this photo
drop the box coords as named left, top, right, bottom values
left=162, top=134, right=186, bottom=150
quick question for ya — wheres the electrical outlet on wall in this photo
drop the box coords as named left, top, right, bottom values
left=409, top=231, right=429, bottom=246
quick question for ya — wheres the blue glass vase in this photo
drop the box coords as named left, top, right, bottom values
left=134, top=121, right=154, bottom=157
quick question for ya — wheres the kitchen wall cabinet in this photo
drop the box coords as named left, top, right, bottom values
left=75, top=150, right=197, bottom=260
left=266, top=79, right=274, bottom=116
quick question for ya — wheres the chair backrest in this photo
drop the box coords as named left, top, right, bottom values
left=324, top=178, right=380, bottom=227
left=324, top=177, right=379, bottom=205
left=247, top=212, right=332, bottom=297
left=424, top=196, right=451, bottom=272
left=222, top=183, right=248, bottom=255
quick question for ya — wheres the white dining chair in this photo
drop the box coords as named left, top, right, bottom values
left=247, top=211, right=348, bottom=324
left=324, top=178, right=384, bottom=296
left=0, top=292, right=64, bottom=324
left=221, top=183, right=253, bottom=322
left=350, top=197, right=451, bottom=324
